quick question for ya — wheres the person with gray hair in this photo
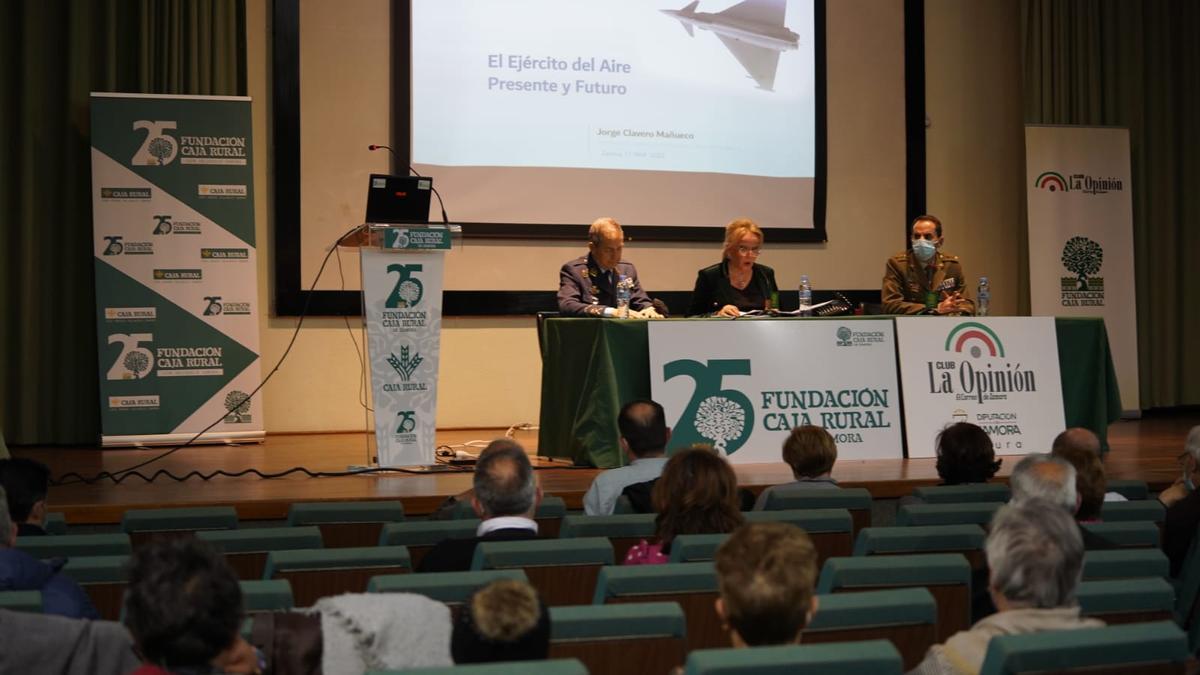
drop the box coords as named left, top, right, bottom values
left=1160, top=425, right=1200, bottom=577
left=0, top=486, right=98, bottom=618
left=556, top=216, right=664, bottom=318
left=418, top=440, right=543, bottom=572
left=907, top=501, right=1103, bottom=675
left=1010, top=453, right=1078, bottom=512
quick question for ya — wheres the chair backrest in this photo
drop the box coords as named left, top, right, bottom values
left=817, top=553, right=972, bottom=642
left=549, top=601, right=686, bottom=675
left=1081, top=548, right=1168, bottom=581
left=368, top=569, right=529, bottom=606
left=197, top=526, right=324, bottom=579
left=669, top=534, right=730, bottom=563
left=743, top=509, right=854, bottom=564
left=120, top=506, right=239, bottom=548
left=978, top=621, right=1189, bottom=675
left=760, top=488, right=872, bottom=536
left=451, top=496, right=567, bottom=537
left=559, top=514, right=656, bottom=561
left=472, top=538, right=614, bottom=606
left=682, top=639, right=903, bottom=675
left=15, top=533, right=131, bottom=558
left=594, top=562, right=721, bottom=652
left=1080, top=521, right=1160, bottom=549
left=44, top=512, right=68, bottom=535
left=240, top=579, right=295, bottom=613
left=912, top=483, right=1011, bottom=504
left=0, top=590, right=42, bottom=613
left=1100, top=500, right=1166, bottom=523
left=1077, top=577, right=1176, bottom=625
left=853, top=524, right=986, bottom=571
left=1105, top=479, right=1149, bottom=501
left=612, top=494, right=636, bottom=515
left=803, top=588, right=937, bottom=671
left=378, top=519, right=480, bottom=570
left=286, top=501, right=405, bottom=548
left=896, top=502, right=1004, bottom=527
left=370, top=659, right=588, bottom=675
left=264, top=546, right=412, bottom=607
left=59, top=554, right=130, bottom=620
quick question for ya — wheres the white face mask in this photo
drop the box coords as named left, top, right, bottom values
left=911, top=238, right=937, bottom=263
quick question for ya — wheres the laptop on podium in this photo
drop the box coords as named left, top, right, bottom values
left=365, top=173, right=433, bottom=224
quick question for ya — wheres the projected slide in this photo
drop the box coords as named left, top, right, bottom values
left=410, top=0, right=821, bottom=233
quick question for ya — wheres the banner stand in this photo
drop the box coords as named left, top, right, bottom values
left=354, top=223, right=460, bottom=467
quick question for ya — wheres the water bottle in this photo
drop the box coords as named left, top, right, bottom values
left=615, top=274, right=631, bottom=319
left=798, top=274, right=813, bottom=316
left=976, top=276, right=990, bottom=317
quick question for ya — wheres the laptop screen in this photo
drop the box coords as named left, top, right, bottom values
left=364, top=174, right=433, bottom=224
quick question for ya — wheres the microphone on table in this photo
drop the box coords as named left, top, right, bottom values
left=368, top=144, right=451, bottom=224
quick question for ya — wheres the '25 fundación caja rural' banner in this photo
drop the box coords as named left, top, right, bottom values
left=90, top=93, right=263, bottom=446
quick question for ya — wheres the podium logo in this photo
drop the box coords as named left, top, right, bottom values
left=395, top=410, right=417, bottom=434
left=223, top=390, right=252, bottom=424
left=1034, top=171, right=1068, bottom=192
left=664, top=359, right=754, bottom=455
left=107, top=333, right=155, bottom=380
left=836, top=326, right=853, bottom=346
left=385, top=264, right=424, bottom=308
left=945, top=322, right=1005, bottom=359
left=103, top=236, right=124, bottom=255
left=387, top=347, right=423, bottom=381
left=132, top=120, right=179, bottom=166
left=1060, top=236, right=1105, bottom=307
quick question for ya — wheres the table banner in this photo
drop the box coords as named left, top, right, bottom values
left=648, top=320, right=903, bottom=463
left=90, top=93, right=263, bottom=446
left=896, top=317, right=1064, bottom=457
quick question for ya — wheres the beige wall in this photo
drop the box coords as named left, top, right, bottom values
left=247, top=0, right=1024, bottom=433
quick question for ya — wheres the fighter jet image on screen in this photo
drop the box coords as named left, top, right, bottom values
left=661, top=0, right=800, bottom=91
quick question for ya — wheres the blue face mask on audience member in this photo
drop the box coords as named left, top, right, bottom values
left=911, top=238, right=937, bottom=263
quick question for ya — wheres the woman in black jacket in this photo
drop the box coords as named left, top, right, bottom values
left=688, top=218, right=778, bottom=317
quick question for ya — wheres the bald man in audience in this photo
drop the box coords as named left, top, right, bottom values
left=1010, top=454, right=1115, bottom=550
left=557, top=217, right=663, bottom=318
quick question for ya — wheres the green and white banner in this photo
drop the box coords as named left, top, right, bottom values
left=90, top=93, right=263, bottom=446
left=361, top=234, right=446, bottom=466
left=1026, top=125, right=1140, bottom=412
left=648, top=320, right=903, bottom=462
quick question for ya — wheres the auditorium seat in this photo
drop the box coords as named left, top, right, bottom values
left=44, top=512, right=67, bottom=535
left=593, top=562, right=722, bottom=652
left=1081, top=548, right=1169, bottom=581
left=286, top=500, right=405, bottom=548
left=802, top=587, right=937, bottom=671
left=452, top=495, right=568, bottom=537
left=198, top=526, right=323, bottom=579
left=240, top=579, right=295, bottom=613
left=471, top=537, right=613, bottom=606
left=120, top=506, right=238, bottom=549
left=1080, top=521, right=1160, bottom=549
left=1106, top=479, right=1149, bottom=500
left=758, top=487, right=872, bottom=536
left=853, top=524, right=987, bottom=570
left=911, top=483, right=1011, bottom=504
left=548, top=601, right=686, bottom=675
left=1077, top=578, right=1175, bottom=625
left=15, top=533, right=131, bottom=559
left=264, top=546, right=411, bottom=607
left=743, top=508, right=854, bottom=564
left=375, top=659, right=588, bottom=674
left=668, top=534, right=729, bottom=563
left=977, top=621, right=1189, bottom=675
left=817, top=553, right=973, bottom=642
left=559, top=514, right=655, bottom=561
left=59, top=554, right=129, bottom=620
left=1100, top=499, right=1166, bottom=523
left=896, top=502, right=1004, bottom=527
left=378, top=519, right=480, bottom=570
left=0, top=590, right=42, bottom=613
left=368, top=569, right=528, bottom=608
left=682, top=639, right=903, bottom=675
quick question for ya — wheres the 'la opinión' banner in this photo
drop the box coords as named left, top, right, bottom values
left=648, top=320, right=904, bottom=463
left=90, top=93, right=263, bottom=446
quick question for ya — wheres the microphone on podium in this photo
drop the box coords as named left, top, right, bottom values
left=367, top=144, right=450, bottom=224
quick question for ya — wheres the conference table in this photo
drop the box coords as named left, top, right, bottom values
left=537, top=316, right=1121, bottom=468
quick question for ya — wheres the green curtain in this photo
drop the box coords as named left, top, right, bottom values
left=0, top=0, right=245, bottom=445
left=1022, top=0, right=1200, bottom=408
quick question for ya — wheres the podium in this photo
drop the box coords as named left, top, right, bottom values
left=351, top=223, right=460, bottom=467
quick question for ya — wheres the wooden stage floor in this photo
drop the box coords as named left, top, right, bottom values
left=16, top=410, right=1199, bottom=525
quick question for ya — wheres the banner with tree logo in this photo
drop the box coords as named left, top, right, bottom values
left=90, top=93, right=263, bottom=446
left=1026, top=125, right=1139, bottom=412
left=648, top=320, right=903, bottom=463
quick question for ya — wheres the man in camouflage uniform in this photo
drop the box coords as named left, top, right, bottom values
left=557, top=217, right=662, bottom=318
left=882, top=215, right=975, bottom=315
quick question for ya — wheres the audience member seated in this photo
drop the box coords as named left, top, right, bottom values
left=0, top=457, right=51, bottom=536
left=753, top=425, right=840, bottom=510
left=125, top=538, right=260, bottom=675
left=935, top=422, right=1001, bottom=486
left=1052, top=427, right=1126, bottom=503
left=452, top=579, right=549, bottom=664
left=624, top=446, right=745, bottom=564
left=908, top=501, right=1101, bottom=675
left=714, top=522, right=819, bottom=647
left=419, top=441, right=541, bottom=573
left=0, top=486, right=97, bottom=619
left=0, top=609, right=141, bottom=674
left=1159, top=425, right=1200, bottom=578
left=583, top=400, right=671, bottom=516
left=1050, top=433, right=1108, bottom=522
left=1009, top=454, right=1115, bottom=547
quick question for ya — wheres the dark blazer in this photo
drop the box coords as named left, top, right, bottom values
left=1163, top=489, right=1200, bottom=577
left=687, top=261, right=778, bottom=316
left=557, top=254, right=653, bottom=316
left=417, top=527, right=540, bottom=573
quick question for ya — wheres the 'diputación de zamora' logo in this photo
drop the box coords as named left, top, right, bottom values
left=663, top=359, right=753, bottom=455
left=224, top=390, right=252, bottom=423
left=385, top=264, right=424, bottom=308
left=132, top=120, right=178, bottom=166
left=1060, top=236, right=1104, bottom=307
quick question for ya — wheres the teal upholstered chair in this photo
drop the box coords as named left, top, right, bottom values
left=668, top=534, right=730, bottom=563
left=559, top=514, right=655, bottom=561
left=743, top=509, right=854, bottom=563
left=264, top=546, right=411, bottom=607
left=1076, top=577, right=1175, bottom=625
left=472, top=537, right=613, bottom=606
left=198, top=526, right=324, bottom=579
left=1100, top=499, right=1166, bottom=523
left=120, top=506, right=238, bottom=548
left=368, top=660, right=588, bottom=675
left=1081, top=548, right=1168, bottom=581
left=16, top=533, right=131, bottom=559
left=912, top=483, right=1011, bottom=504
left=377, top=519, right=479, bottom=570
left=978, top=621, right=1189, bottom=675
left=593, top=562, right=720, bottom=652
left=368, top=569, right=528, bottom=606
left=896, top=502, right=1004, bottom=527
left=1105, top=479, right=1148, bottom=500
left=239, top=579, right=295, bottom=613
left=683, top=639, right=903, bottom=675
left=853, top=524, right=987, bottom=571
left=453, top=495, right=567, bottom=537
left=0, top=591, right=42, bottom=613
left=759, top=487, right=872, bottom=535
left=1079, top=521, right=1160, bottom=549
left=43, top=512, right=68, bottom=535
left=59, top=555, right=130, bottom=620
left=549, top=601, right=686, bottom=675
left=286, top=501, right=405, bottom=548
left=803, top=587, right=937, bottom=670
